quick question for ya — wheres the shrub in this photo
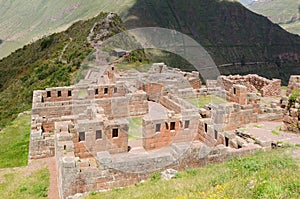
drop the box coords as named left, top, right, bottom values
left=289, top=90, right=300, bottom=104
left=150, top=172, right=161, bottom=182
left=186, top=169, right=198, bottom=176
left=174, top=172, right=184, bottom=179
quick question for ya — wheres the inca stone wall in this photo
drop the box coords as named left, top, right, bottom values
left=59, top=140, right=262, bottom=199
left=281, top=76, right=300, bottom=133
left=287, top=75, right=300, bottom=95
left=282, top=97, right=300, bottom=133
left=218, top=74, right=281, bottom=97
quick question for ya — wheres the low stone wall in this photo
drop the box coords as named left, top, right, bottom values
left=29, top=116, right=55, bottom=159
left=223, top=104, right=258, bottom=131
left=217, top=74, right=281, bottom=97
left=261, top=79, right=281, bottom=97
left=287, top=75, right=300, bottom=95
left=197, top=120, right=224, bottom=147
left=160, top=95, right=182, bottom=114
left=59, top=141, right=263, bottom=199
left=281, top=97, right=300, bottom=133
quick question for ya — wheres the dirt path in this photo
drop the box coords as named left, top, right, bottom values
left=28, top=157, right=59, bottom=199
left=59, top=37, right=73, bottom=64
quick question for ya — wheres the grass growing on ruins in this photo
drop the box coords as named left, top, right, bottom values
left=0, top=114, right=31, bottom=168
left=85, top=148, right=300, bottom=199
left=0, top=167, right=49, bottom=198
left=116, top=62, right=152, bottom=72
left=187, top=95, right=226, bottom=108
left=128, top=116, right=143, bottom=141
left=186, top=95, right=213, bottom=108
left=271, top=126, right=281, bottom=136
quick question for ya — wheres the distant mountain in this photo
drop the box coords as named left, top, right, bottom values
left=0, top=13, right=127, bottom=128
left=240, top=0, right=256, bottom=6
left=124, top=0, right=300, bottom=65
left=0, top=0, right=136, bottom=59
left=246, top=0, right=300, bottom=35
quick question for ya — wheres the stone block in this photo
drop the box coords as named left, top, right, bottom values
left=97, top=151, right=112, bottom=164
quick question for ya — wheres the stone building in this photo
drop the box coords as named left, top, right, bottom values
left=29, top=63, right=285, bottom=198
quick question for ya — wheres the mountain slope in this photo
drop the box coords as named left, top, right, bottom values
left=0, top=0, right=136, bottom=59
left=124, top=0, right=300, bottom=65
left=246, top=0, right=300, bottom=35
left=0, top=12, right=126, bottom=128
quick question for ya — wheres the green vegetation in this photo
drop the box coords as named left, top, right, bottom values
left=187, top=95, right=212, bottom=108
left=0, top=167, right=50, bottom=198
left=1, top=0, right=300, bottom=127
left=85, top=148, right=300, bottom=199
left=254, top=124, right=264, bottom=129
left=187, top=95, right=226, bottom=108
left=248, top=0, right=300, bottom=35
left=128, top=116, right=143, bottom=141
left=116, top=61, right=152, bottom=73
left=0, top=0, right=137, bottom=59
left=0, top=114, right=31, bottom=168
left=289, top=90, right=300, bottom=104
left=0, top=12, right=125, bottom=128
left=271, top=126, right=281, bottom=136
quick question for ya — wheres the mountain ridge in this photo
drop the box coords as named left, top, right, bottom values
left=1, top=0, right=300, bottom=127
left=246, top=0, right=300, bottom=35
left=124, top=0, right=300, bottom=65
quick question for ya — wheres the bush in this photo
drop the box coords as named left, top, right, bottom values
left=186, top=169, right=198, bottom=176
left=289, top=90, right=300, bottom=104
left=150, top=172, right=161, bottom=182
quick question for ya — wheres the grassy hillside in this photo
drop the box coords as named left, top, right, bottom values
left=0, top=167, right=49, bottom=198
left=86, top=148, right=300, bottom=199
left=0, top=114, right=31, bottom=168
left=0, top=113, right=50, bottom=198
left=0, top=12, right=125, bottom=128
left=247, top=0, right=300, bottom=35
left=2, top=0, right=300, bottom=63
left=0, top=0, right=136, bottom=59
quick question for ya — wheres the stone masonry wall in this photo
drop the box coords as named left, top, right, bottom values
left=287, top=75, right=300, bottom=95
left=218, top=74, right=281, bottom=97
left=59, top=141, right=262, bottom=199
left=224, top=104, right=258, bottom=131
left=261, top=79, right=281, bottom=97
left=29, top=115, right=55, bottom=159
left=282, top=96, right=300, bottom=133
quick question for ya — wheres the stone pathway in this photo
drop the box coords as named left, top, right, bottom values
left=243, top=121, right=300, bottom=159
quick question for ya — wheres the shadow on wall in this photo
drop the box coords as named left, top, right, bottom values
left=0, top=39, right=3, bottom=45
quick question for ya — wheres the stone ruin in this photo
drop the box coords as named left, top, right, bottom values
left=281, top=75, right=300, bottom=133
left=286, top=75, right=300, bottom=96
left=217, top=74, right=281, bottom=97
left=29, top=63, right=287, bottom=198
